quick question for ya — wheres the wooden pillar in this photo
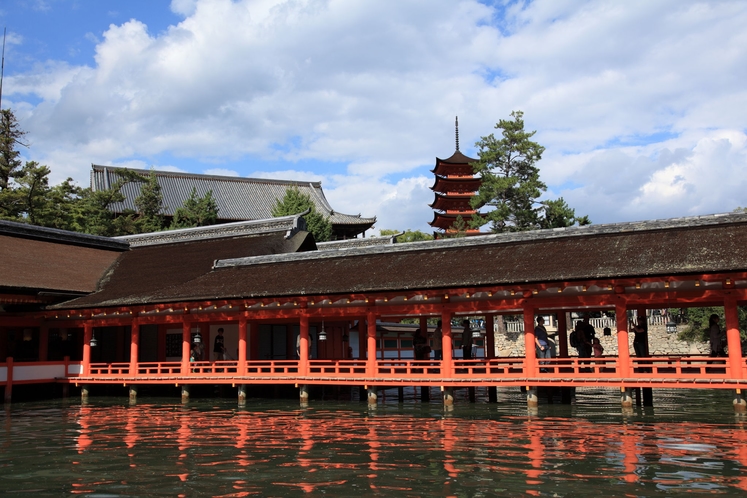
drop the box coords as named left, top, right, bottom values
left=557, top=312, right=568, bottom=358
left=441, top=310, right=453, bottom=377
left=4, top=357, right=12, bottom=403
left=523, top=305, right=537, bottom=376
left=39, top=323, right=49, bottom=361
left=181, top=321, right=191, bottom=375
left=366, top=311, right=377, bottom=377
left=725, top=297, right=743, bottom=379
left=238, top=384, right=248, bottom=405
left=443, top=387, right=454, bottom=407
left=129, top=385, right=138, bottom=404
left=82, top=323, right=93, bottom=375
left=81, top=384, right=90, bottom=403
left=615, top=301, right=631, bottom=378
left=238, top=317, right=247, bottom=375
left=485, top=314, right=495, bottom=359
left=181, top=384, right=190, bottom=403
left=486, top=314, right=498, bottom=403
left=129, top=318, right=139, bottom=377
left=299, top=384, right=309, bottom=404
left=299, top=314, right=309, bottom=376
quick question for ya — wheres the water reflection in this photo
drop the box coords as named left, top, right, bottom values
left=1, top=389, right=747, bottom=496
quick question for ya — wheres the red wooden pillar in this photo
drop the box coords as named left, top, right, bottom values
left=299, top=314, right=309, bottom=376
left=616, top=302, right=631, bottom=378
left=39, top=323, right=49, bottom=362
left=366, top=311, right=377, bottom=376
left=82, top=323, right=93, bottom=375
left=485, top=314, right=495, bottom=359
left=725, top=296, right=743, bottom=379
left=441, top=310, right=453, bottom=376
left=181, top=321, right=191, bottom=375
left=557, top=312, right=568, bottom=358
left=129, top=318, right=139, bottom=376
left=238, top=317, right=247, bottom=375
left=523, top=305, right=537, bottom=375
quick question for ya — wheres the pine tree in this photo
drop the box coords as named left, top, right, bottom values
left=0, top=109, right=27, bottom=191
left=134, top=170, right=166, bottom=232
left=170, top=187, right=219, bottom=229
left=271, top=186, right=332, bottom=242
left=471, top=111, right=589, bottom=232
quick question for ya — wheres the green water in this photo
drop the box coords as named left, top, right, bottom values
left=1, top=387, right=746, bottom=496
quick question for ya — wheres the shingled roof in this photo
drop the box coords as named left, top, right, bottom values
left=53, top=213, right=747, bottom=309
left=55, top=215, right=316, bottom=309
left=90, top=165, right=376, bottom=238
left=0, top=221, right=128, bottom=309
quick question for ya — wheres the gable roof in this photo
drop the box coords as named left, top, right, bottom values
left=0, top=221, right=128, bottom=305
left=90, top=165, right=376, bottom=235
left=53, top=213, right=747, bottom=309
left=54, top=214, right=316, bottom=309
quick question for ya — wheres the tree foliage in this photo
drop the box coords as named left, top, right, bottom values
left=379, top=228, right=433, bottom=243
left=0, top=109, right=28, bottom=191
left=271, top=186, right=332, bottom=242
left=675, top=306, right=747, bottom=343
left=170, top=187, right=219, bottom=229
left=134, top=170, right=167, bottom=233
left=471, top=111, right=589, bottom=232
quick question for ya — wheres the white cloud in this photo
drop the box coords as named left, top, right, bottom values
left=4, top=0, right=747, bottom=232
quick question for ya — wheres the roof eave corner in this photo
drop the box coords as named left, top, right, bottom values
left=287, top=209, right=311, bottom=239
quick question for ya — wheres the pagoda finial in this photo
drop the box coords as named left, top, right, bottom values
left=455, top=116, right=460, bottom=152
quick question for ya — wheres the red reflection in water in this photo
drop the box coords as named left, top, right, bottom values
left=66, top=403, right=747, bottom=495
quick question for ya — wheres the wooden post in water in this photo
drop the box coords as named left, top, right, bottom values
left=621, top=387, right=633, bottom=408
left=367, top=386, right=377, bottom=407
left=129, top=385, right=138, bottom=404
left=526, top=386, right=538, bottom=408
left=443, top=386, right=454, bottom=407
left=181, top=385, right=190, bottom=403
left=238, top=384, right=247, bottom=405
left=81, top=384, right=90, bottom=403
left=734, top=390, right=747, bottom=413
left=299, top=384, right=309, bottom=404
left=4, top=357, right=12, bottom=403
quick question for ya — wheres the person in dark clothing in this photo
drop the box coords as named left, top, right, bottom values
left=632, top=316, right=648, bottom=357
left=461, top=319, right=472, bottom=359
left=214, top=328, right=225, bottom=361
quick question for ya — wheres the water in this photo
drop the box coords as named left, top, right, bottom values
left=2, top=388, right=747, bottom=496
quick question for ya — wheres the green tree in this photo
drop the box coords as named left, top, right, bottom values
left=676, top=307, right=747, bottom=343
left=379, top=228, right=433, bottom=243
left=134, top=170, right=166, bottom=232
left=471, top=111, right=589, bottom=232
left=75, top=170, right=145, bottom=236
left=170, top=187, right=219, bottom=229
left=0, top=109, right=27, bottom=191
left=271, top=186, right=332, bottom=242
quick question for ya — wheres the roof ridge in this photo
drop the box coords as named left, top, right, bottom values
left=214, top=212, right=747, bottom=269
left=0, top=219, right=129, bottom=251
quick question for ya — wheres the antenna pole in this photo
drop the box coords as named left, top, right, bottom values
left=0, top=27, right=5, bottom=110
left=455, top=116, right=460, bottom=152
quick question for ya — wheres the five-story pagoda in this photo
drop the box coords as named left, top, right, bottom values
left=429, top=117, right=484, bottom=236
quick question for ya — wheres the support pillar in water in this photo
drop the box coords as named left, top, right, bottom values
left=621, top=388, right=633, bottom=408
left=61, top=384, right=69, bottom=399
left=129, top=385, right=138, bottom=404
left=299, top=385, right=309, bottom=404
left=421, top=386, right=430, bottom=402
left=734, top=389, right=747, bottom=413
left=367, top=387, right=377, bottom=407
left=181, top=385, right=190, bottom=403
left=526, top=387, right=538, bottom=408
left=468, top=386, right=476, bottom=403
left=443, top=387, right=454, bottom=407
left=488, top=386, right=497, bottom=403
left=398, top=387, right=404, bottom=403
left=238, top=384, right=247, bottom=405
left=81, top=385, right=90, bottom=403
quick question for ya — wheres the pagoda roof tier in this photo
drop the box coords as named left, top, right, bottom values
left=429, top=212, right=483, bottom=230
left=432, top=150, right=478, bottom=176
left=429, top=192, right=476, bottom=212
left=431, top=176, right=482, bottom=194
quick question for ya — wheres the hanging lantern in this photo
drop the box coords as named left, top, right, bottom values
left=318, top=321, right=327, bottom=341
left=90, top=331, right=98, bottom=347
left=471, top=328, right=482, bottom=340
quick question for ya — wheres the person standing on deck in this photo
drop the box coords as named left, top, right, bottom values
left=214, top=328, right=225, bottom=361
left=534, top=316, right=551, bottom=358
left=432, top=320, right=443, bottom=360
left=413, top=329, right=429, bottom=360
left=632, top=316, right=648, bottom=357
left=461, top=319, right=473, bottom=359
left=709, top=314, right=726, bottom=357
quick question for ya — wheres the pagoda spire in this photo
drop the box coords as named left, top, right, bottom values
left=455, top=116, right=460, bottom=152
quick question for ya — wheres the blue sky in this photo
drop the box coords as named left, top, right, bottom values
left=1, top=0, right=746, bottom=233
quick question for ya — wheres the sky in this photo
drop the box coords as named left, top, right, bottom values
left=1, top=0, right=746, bottom=235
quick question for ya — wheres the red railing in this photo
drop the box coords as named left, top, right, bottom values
left=63, top=354, right=747, bottom=388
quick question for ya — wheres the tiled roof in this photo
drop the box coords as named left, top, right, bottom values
left=90, top=165, right=376, bottom=229
left=53, top=212, right=747, bottom=308
left=316, top=233, right=399, bottom=251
